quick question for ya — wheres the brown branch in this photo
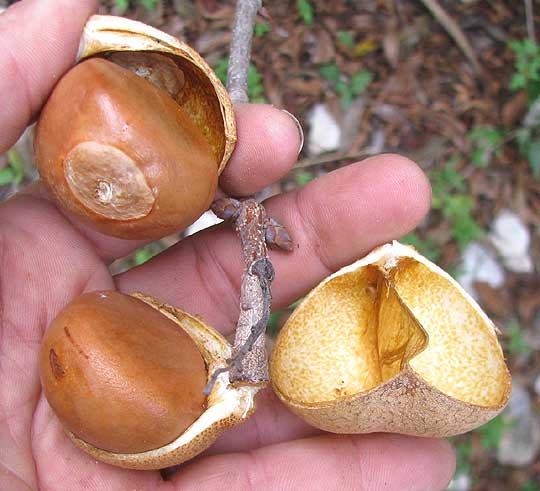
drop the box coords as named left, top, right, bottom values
left=203, top=199, right=291, bottom=394
left=226, top=0, right=262, bottom=103
left=202, top=1, right=295, bottom=395
left=418, top=0, right=482, bottom=76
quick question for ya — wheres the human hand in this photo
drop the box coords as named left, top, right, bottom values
left=0, top=1, right=455, bottom=489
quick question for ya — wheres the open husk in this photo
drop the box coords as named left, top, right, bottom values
left=68, top=293, right=259, bottom=470
left=270, top=241, right=511, bottom=437
left=77, top=15, right=236, bottom=174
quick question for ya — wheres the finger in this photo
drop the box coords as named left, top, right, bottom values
left=117, top=154, right=432, bottom=333
left=22, top=101, right=302, bottom=263
left=169, top=434, right=455, bottom=491
left=206, top=387, right=320, bottom=455
left=0, top=0, right=98, bottom=153
left=219, top=104, right=303, bottom=196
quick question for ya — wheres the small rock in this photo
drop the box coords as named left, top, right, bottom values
left=307, top=104, right=341, bottom=156
left=457, top=242, right=506, bottom=300
left=489, top=209, right=533, bottom=273
left=183, top=210, right=222, bottom=238
left=446, top=473, right=471, bottom=491
left=497, top=383, right=540, bottom=466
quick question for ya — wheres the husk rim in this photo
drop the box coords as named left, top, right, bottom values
left=270, top=241, right=512, bottom=437
left=67, top=293, right=260, bottom=470
left=77, top=14, right=236, bottom=175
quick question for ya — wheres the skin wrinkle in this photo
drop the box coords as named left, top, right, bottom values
left=244, top=449, right=270, bottom=491
left=0, top=40, right=32, bottom=147
left=292, top=188, right=335, bottom=276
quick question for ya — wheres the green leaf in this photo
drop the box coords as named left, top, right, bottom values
left=213, top=58, right=228, bottom=86
left=453, top=439, right=472, bottom=477
left=510, top=73, right=527, bottom=91
left=319, top=63, right=340, bottom=82
left=297, top=0, right=314, bottom=26
left=7, top=149, right=24, bottom=185
left=527, top=138, right=540, bottom=177
left=337, top=31, right=355, bottom=48
left=350, top=69, right=373, bottom=96
left=133, top=245, right=158, bottom=265
left=520, top=479, right=540, bottom=491
left=400, top=233, right=441, bottom=262
left=467, top=126, right=504, bottom=167
left=506, top=319, right=531, bottom=357
left=0, top=168, right=15, bottom=186
left=254, top=22, right=270, bottom=37
left=294, top=171, right=315, bottom=187
left=267, top=312, right=281, bottom=338
left=114, top=0, right=129, bottom=14
left=477, top=416, right=506, bottom=451
left=247, top=64, right=264, bottom=100
left=138, top=0, right=159, bottom=11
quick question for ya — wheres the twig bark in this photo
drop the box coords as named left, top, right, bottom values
left=204, top=199, right=291, bottom=394
left=227, top=0, right=262, bottom=103
left=202, top=0, right=294, bottom=396
left=418, top=0, right=482, bottom=76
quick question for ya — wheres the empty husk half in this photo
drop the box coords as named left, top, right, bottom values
left=270, top=241, right=511, bottom=437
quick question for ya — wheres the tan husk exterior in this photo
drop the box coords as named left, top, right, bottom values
left=77, top=15, right=236, bottom=174
left=273, top=367, right=505, bottom=437
left=67, top=293, right=260, bottom=470
left=270, top=241, right=511, bottom=437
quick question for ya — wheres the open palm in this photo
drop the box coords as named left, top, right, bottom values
left=0, top=1, right=455, bottom=490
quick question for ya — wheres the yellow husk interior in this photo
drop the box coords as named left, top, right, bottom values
left=271, top=242, right=509, bottom=409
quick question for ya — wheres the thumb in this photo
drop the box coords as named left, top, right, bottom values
left=0, top=0, right=98, bottom=153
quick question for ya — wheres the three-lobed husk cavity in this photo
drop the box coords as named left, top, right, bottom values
left=270, top=241, right=511, bottom=437
left=70, top=293, right=259, bottom=470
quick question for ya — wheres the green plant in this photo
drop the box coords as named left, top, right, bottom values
left=113, top=0, right=159, bottom=14
left=509, top=39, right=540, bottom=102
left=452, top=438, right=472, bottom=477
left=294, top=170, right=315, bottom=187
left=521, top=479, right=540, bottom=491
left=400, top=232, right=441, bottom=262
left=297, top=0, right=314, bottom=26
left=506, top=319, right=531, bottom=357
left=477, top=415, right=506, bottom=451
left=267, top=297, right=304, bottom=338
left=468, top=126, right=504, bottom=167
left=337, top=31, right=355, bottom=48
left=132, top=244, right=160, bottom=266
left=214, top=59, right=266, bottom=102
left=516, top=125, right=540, bottom=178
left=319, top=63, right=373, bottom=110
left=0, top=149, right=24, bottom=186
left=254, top=22, right=270, bottom=37
left=430, top=159, right=483, bottom=249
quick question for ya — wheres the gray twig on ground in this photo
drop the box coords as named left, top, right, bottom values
left=419, top=0, right=481, bottom=75
left=525, top=0, right=536, bottom=44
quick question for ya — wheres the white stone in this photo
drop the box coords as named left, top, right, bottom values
left=489, top=209, right=533, bottom=273
left=183, top=210, right=222, bottom=237
left=446, top=473, right=471, bottom=491
left=307, top=104, right=341, bottom=155
left=457, top=241, right=506, bottom=300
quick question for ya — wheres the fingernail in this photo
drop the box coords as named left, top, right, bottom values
left=281, top=109, right=304, bottom=156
